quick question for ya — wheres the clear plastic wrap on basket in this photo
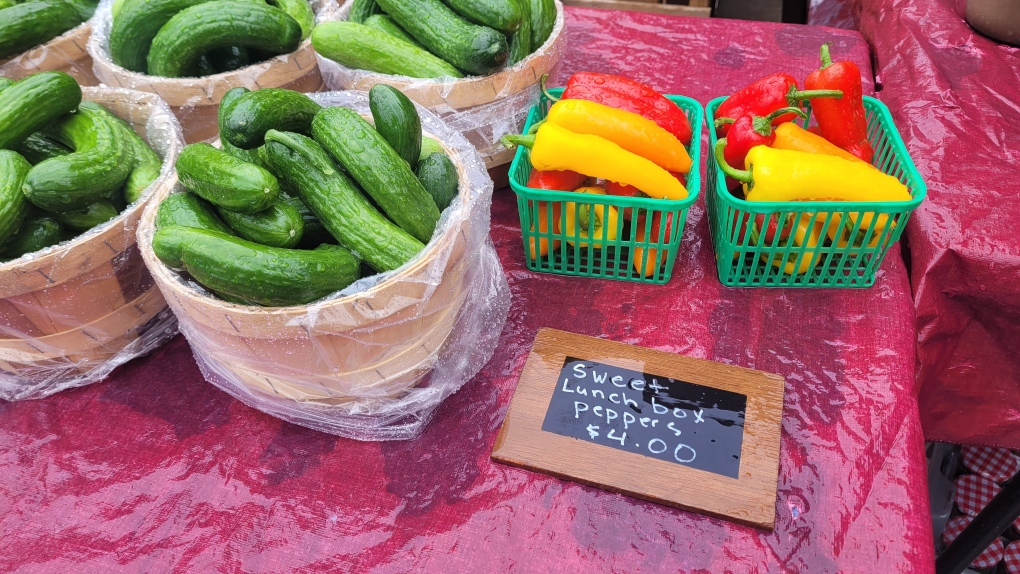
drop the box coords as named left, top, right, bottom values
left=316, top=1, right=567, bottom=167
left=0, top=19, right=97, bottom=85
left=0, top=87, right=186, bottom=401
left=86, top=0, right=342, bottom=141
left=136, top=91, right=511, bottom=441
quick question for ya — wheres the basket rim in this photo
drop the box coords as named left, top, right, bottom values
left=0, top=20, right=91, bottom=70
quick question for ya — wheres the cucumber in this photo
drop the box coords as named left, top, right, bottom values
left=418, top=136, right=443, bottom=162
left=0, top=77, right=12, bottom=90
left=363, top=14, right=423, bottom=48
left=156, top=192, right=234, bottom=234
left=81, top=101, right=163, bottom=204
left=311, top=22, right=462, bottom=79
left=0, top=215, right=63, bottom=259
left=527, top=0, right=554, bottom=50
left=152, top=226, right=361, bottom=306
left=263, top=130, right=424, bottom=271
left=348, top=0, right=381, bottom=23
left=52, top=200, right=120, bottom=231
left=282, top=196, right=335, bottom=247
left=441, top=0, right=521, bottom=34
left=24, top=103, right=132, bottom=212
left=415, top=152, right=458, bottom=211
left=222, top=138, right=267, bottom=169
left=0, top=0, right=84, bottom=60
left=208, top=46, right=250, bottom=74
left=216, top=201, right=304, bottom=248
left=15, top=133, right=71, bottom=164
left=0, top=150, right=31, bottom=245
left=176, top=143, right=280, bottom=213
left=67, top=0, right=98, bottom=20
left=267, top=0, right=314, bottom=39
left=312, top=107, right=439, bottom=243
left=0, top=71, right=82, bottom=150
left=0, top=0, right=17, bottom=9
left=369, top=84, right=421, bottom=167
left=109, top=0, right=215, bottom=73
left=147, top=2, right=303, bottom=78
left=506, top=0, right=531, bottom=65
left=375, top=0, right=509, bottom=76
left=220, top=88, right=321, bottom=150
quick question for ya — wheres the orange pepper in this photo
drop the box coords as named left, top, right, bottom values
left=632, top=212, right=671, bottom=277
left=772, top=122, right=864, bottom=163
left=528, top=202, right=562, bottom=259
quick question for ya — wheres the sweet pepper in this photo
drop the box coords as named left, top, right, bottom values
left=715, top=73, right=842, bottom=136
left=563, top=186, right=620, bottom=248
left=804, top=44, right=874, bottom=163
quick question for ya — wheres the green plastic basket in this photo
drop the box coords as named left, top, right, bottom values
left=705, top=95, right=926, bottom=288
left=508, top=89, right=703, bottom=283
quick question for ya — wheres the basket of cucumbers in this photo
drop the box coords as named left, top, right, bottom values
left=86, top=0, right=340, bottom=142
left=137, top=87, right=510, bottom=440
left=313, top=0, right=567, bottom=168
left=0, top=0, right=99, bottom=84
left=0, top=72, right=185, bottom=401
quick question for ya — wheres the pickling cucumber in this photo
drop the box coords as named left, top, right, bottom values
left=152, top=226, right=360, bottom=306
left=176, top=143, right=280, bottom=213
left=0, top=0, right=84, bottom=60
left=109, top=0, right=215, bottom=73
left=441, top=0, right=521, bottom=34
left=82, top=101, right=163, bottom=204
left=0, top=71, right=82, bottom=150
left=0, top=215, right=64, bottom=260
left=369, top=84, right=421, bottom=167
left=527, top=0, right=555, bottom=50
left=418, top=136, right=443, bottom=162
left=0, top=150, right=31, bottom=245
left=262, top=130, right=424, bottom=272
left=15, top=133, right=71, bottom=164
left=216, top=200, right=304, bottom=248
left=362, top=14, right=422, bottom=48
left=282, top=196, right=335, bottom=248
left=267, top=0, right=314, bottom=39
left=311, top=22, right=462, bottom=79
left=348, top=0, right=380, bottom=23
left=155, top=193, right=235, bottom=234
left=220, top=88, right=321, bottom=149
left=507, top=0, right=531, bottom=65
left=52, top=200, right=119, bottom=231
left=415, top=152, right=458, bottom=211
left=312, top=107, right=440, bottom=243
left=147, top=1, right=303, bottom=78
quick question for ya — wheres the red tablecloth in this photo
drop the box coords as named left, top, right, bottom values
left=0, top=9, right=935, bottom=572
left=848, top=0, right=1020, bottom=448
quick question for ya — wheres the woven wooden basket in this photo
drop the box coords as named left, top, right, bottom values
left=0, top=23, right=98, bottom=86
left=138, top=131, right=475, bottom=404
left=0, top=88, right=183, bottom=390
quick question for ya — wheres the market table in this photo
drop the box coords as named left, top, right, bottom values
left=848, top=0, right=1020, bottom=449
left=0, top=9, right=936, bottom=572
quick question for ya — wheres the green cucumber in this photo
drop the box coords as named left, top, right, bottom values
left=208, top=46, right=250, bottom=74
left=156, top=193, right=234, bottom=234
left=15, top=133, right=71, bottom=164
left=348, top=0, right=380, bottom=23
left=0, top=215, right=63, bottom=259
left=527, top=0, right=554, bottom=50
left=220, top=88, right=321, bottom=150
left=216, top=201, right=304, bottom=248
left=0, top=77, right=13, bottom=91
left=0, top=0, right=17, bottom=9
left=109, top=0, right=215, bottom=73
left=263, top=130, right=424, bottom=271
left=441, top=0, right=521, bottom=34
left=375, top=0, right=508, bottom=76
left=282, top=196, right=335, bottom=247
left=147, top=2, right=303, bottom=78
left=218, top=88, right=270, bottom=167
left=369, top=84, right=421, bottom=167
left=506, top=0, right=531, bottom=65
left=24, top=103, right=132, bottom=212
left=67, top=0, right=98, bottom=20
left=415, top=152, right=458, bottom=211
left=311, top=22, right=462, bottom=79
left=418, top=136, right=443, bottom=161
left=362, top=14, right=423, bottom=48
left=0, top=150, right=31, bottom=245
left=267, top=0, right=314, bottom=39
left=0, top=0, right=84, bottom=60
left=52, top=200, right=119, bottom=231
left=312, top=107, right=439, bottom=243
left=175, top=142, right=280, bottom=213
left=152, top=226, right=360, bottom=306
left=0, top=71, right=82, bottom=150
left=81, top=101, right=163, bottom=204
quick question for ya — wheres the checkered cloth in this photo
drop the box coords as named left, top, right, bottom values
left=955, top=474, right=1001, bottom=516
left=942, top=515, right=1005, bottom=569
left=1005, top=540, right=1020, bottom=574
left=963, top=446, right=1019, bottom=483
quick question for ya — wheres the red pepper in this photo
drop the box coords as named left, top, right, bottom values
left=714, top=107, right=808, bottom=174
left=526, top=169, right=588, bottom=191
left=715, top=72, right=842, bottom=137
left=804, top=44, right=874, bottom=163
left=543, top=73, right=693, bottom=146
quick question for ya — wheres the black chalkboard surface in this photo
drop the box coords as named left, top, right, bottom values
left=541, top=357, right=747, bottom=478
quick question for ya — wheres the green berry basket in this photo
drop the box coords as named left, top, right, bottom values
left=507, top=88, right=703, bottom=284
left=705, top=95, right=926, bottom=288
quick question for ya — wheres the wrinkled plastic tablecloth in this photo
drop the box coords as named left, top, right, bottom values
left=0, top=9, right=935, bottom=572
left=838, top=0, right=1020, bottom=449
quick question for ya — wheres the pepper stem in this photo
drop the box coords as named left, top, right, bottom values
left=540, top=74, right=560, bottom=102
left=715, top=139, right=752, bottom=185
left=752, top=106, right=809, bottom=135
left=787, top=85, right=843, bottom=105
left=714, top=117, right=736, bottom=128
left=527, top=120, right=545, bottom=135
left=501, top=134, right=535, bottom=149
left=820, top=42, right=833, bottom=69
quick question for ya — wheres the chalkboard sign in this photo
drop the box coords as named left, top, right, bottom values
left=542, top=357, right=747, bottom=479
left=492, top=329, right=785, bottom=530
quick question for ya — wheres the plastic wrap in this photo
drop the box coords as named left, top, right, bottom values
left=0, top=87, right=185, bottom=401
left=808, top=0, right=857, bottom=29
left=848, top=0, right=1020, bottom=449
left=316, top=1, right=567, bottom=167
left=137, top=91, right=511, bottom=441
left=0, top=9, right=936, bottom=571
left=0, top=20, right=98, bottom=86
left=86, top=0, right=342, bottom=141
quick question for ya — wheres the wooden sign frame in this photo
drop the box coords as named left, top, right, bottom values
left=492, top=328, right=785, bottom=530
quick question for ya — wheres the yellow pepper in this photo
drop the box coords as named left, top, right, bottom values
left=503, top=123, right=689, bottom=201
left=761, top=213, right=825, bottom=275
left=564, top=186, right=620, bottom=248
left=772, top=122, right=864, bottom=163
left=714, top=140, right=912, bottom=203
left=545, top=99, right=692, bottom=174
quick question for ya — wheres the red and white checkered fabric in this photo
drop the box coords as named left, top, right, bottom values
left=955, top=474, right=1001, bottom=516
left=963, top=446, right=1020, bottom=483
left=942, top=515, right=1005, bottom=570
left=1005, top=540, right=1020, bottom=574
